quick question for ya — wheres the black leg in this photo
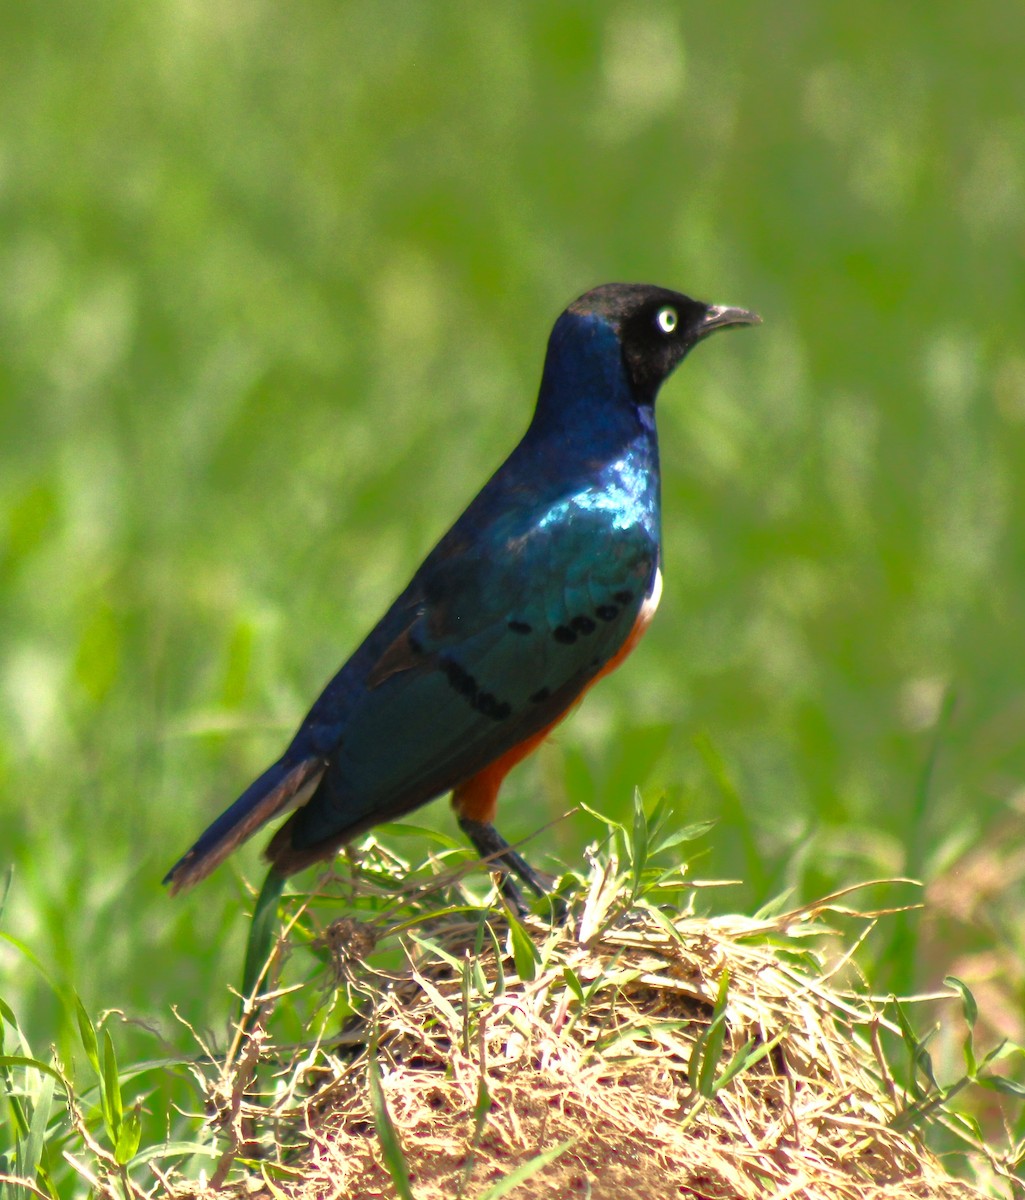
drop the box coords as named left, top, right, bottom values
left=457, top=817, right=550, bottom=912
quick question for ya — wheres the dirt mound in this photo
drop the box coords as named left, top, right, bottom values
left=178, top=847, right=994, bottom=1199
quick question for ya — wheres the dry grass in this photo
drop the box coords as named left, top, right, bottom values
left=173, top=840, right=1015, bottom=1200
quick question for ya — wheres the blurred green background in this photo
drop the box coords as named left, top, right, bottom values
left=2, top=0, right=1024, bottom=1055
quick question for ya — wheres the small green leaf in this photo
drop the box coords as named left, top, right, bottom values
left=101, top=1028, right=123, bottom=1143
left=696, top=1011, right=728, bottom=1098
left=129, top=1141, right=223, bottom=1165
left=484, top=922, right=505, bottom=997
left=752, top=889, right=796, bottom=920
left=651, top=820, right=715, bottom=856
left=457, top=1073, right=494, bottom=1197
left=114, top=1107, right=142, bottom=1165
left=469, top=950, right=489, bottom=1000
left=259, top=1164, right=293, bottom=1200
left=689, top=971, right=730, bottom=1098
left=0, top=994, right=20, bottom=1032
left=630, top=787, right=648, bottom=886
left=377, top=822, right=463, bottom=849
left=576, top=799, right=626, bottom=837
left=716, top=1029, right=786, bottom=1092
left=21, top=1068, right=56, bottom=1184
left=471, top=1074, right=492, bottom=1134
left=642, top=902, right=687, bottom=946
left=241, top=868, right=287, bottom=1004
left=477, top=1138, right=577, bottom=1200
left=977, top=1038, right=1015, bottom=1072
left=0, top=1056, right=66, bottom=1088
left=562, top=967, right=585, bottom=1004
left=944, top=976, right=979, bottom=1075
left=506, top=912, right=540, bottom=983
left=890, top=995, right=934, bottom=1095
left=74, top=995, right=100, bottom=1075
left=944, top=975, right=978, bottom=1029
left=979, top=1074, right=1025, bottom=1100
left=407, top=933, right=463, bottom=973
left=414, top=970, right=461, bottom=1034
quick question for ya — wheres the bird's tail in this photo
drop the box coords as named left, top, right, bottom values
left=163, top=756, right=325, bottom=895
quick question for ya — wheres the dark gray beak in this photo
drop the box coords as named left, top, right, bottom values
left=698, top=303, right=762, bottom=335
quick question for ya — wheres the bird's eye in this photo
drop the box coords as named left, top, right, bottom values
left=656, top=306, right=678, bottom=334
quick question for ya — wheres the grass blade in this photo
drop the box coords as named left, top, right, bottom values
left=21, top=1069, right=56, bottom=1187
left=100, top=1029, right=123, bottom=1146
left=74, top=995, right=99, bottom=1076
left=477, top=1138, right=577, bottom=1200
left=506, top=911, right=540, bottom=983
left=114, top=1107, right=142, bottom=1165
left=241, top=868, right=287, bottom=1003
left=367, top=1042, right=415, bottom=1200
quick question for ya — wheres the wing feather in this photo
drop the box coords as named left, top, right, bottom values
left=285, top=507, right=657, bottom=851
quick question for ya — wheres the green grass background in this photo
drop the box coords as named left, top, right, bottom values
left=2, top=0, right=1024, bottom=1075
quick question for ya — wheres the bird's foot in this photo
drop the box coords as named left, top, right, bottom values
left=457, top=816, right=555, bottom=916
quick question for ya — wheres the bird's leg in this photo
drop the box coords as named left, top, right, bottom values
left=458, top=816, right=550, bottom=912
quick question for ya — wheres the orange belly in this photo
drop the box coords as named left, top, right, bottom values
left=452, top=570, right=662, bottom=824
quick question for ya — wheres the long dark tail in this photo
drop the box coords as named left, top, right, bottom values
left=163, top=756, right=325, bottom=895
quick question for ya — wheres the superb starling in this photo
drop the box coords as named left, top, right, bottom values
left=166, top=283, right=759, bottom=907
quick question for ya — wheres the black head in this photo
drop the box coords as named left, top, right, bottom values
left=569, top=282, right=760, bottom=402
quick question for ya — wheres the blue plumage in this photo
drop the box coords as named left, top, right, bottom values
left=165, top=283, right=758, bottom=898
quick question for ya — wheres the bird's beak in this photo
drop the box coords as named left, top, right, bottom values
left=698, top=304, right=762, bottom=335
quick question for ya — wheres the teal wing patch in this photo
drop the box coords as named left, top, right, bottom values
left=289, top=507, right=658, bottom=848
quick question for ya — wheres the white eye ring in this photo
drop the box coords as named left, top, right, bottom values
left=656, top=306, right=678, bottom=334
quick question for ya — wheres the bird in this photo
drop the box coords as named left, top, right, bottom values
left=165, top=283, right=759, bottom=912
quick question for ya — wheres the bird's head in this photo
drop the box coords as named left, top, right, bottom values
left=567, top=282, right=761, bottom=404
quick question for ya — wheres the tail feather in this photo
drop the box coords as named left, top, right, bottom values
left=163, top=756, right=325, bottom=895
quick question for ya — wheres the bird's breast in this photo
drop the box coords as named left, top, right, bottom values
left=527, top=449, right=660, bottom=543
